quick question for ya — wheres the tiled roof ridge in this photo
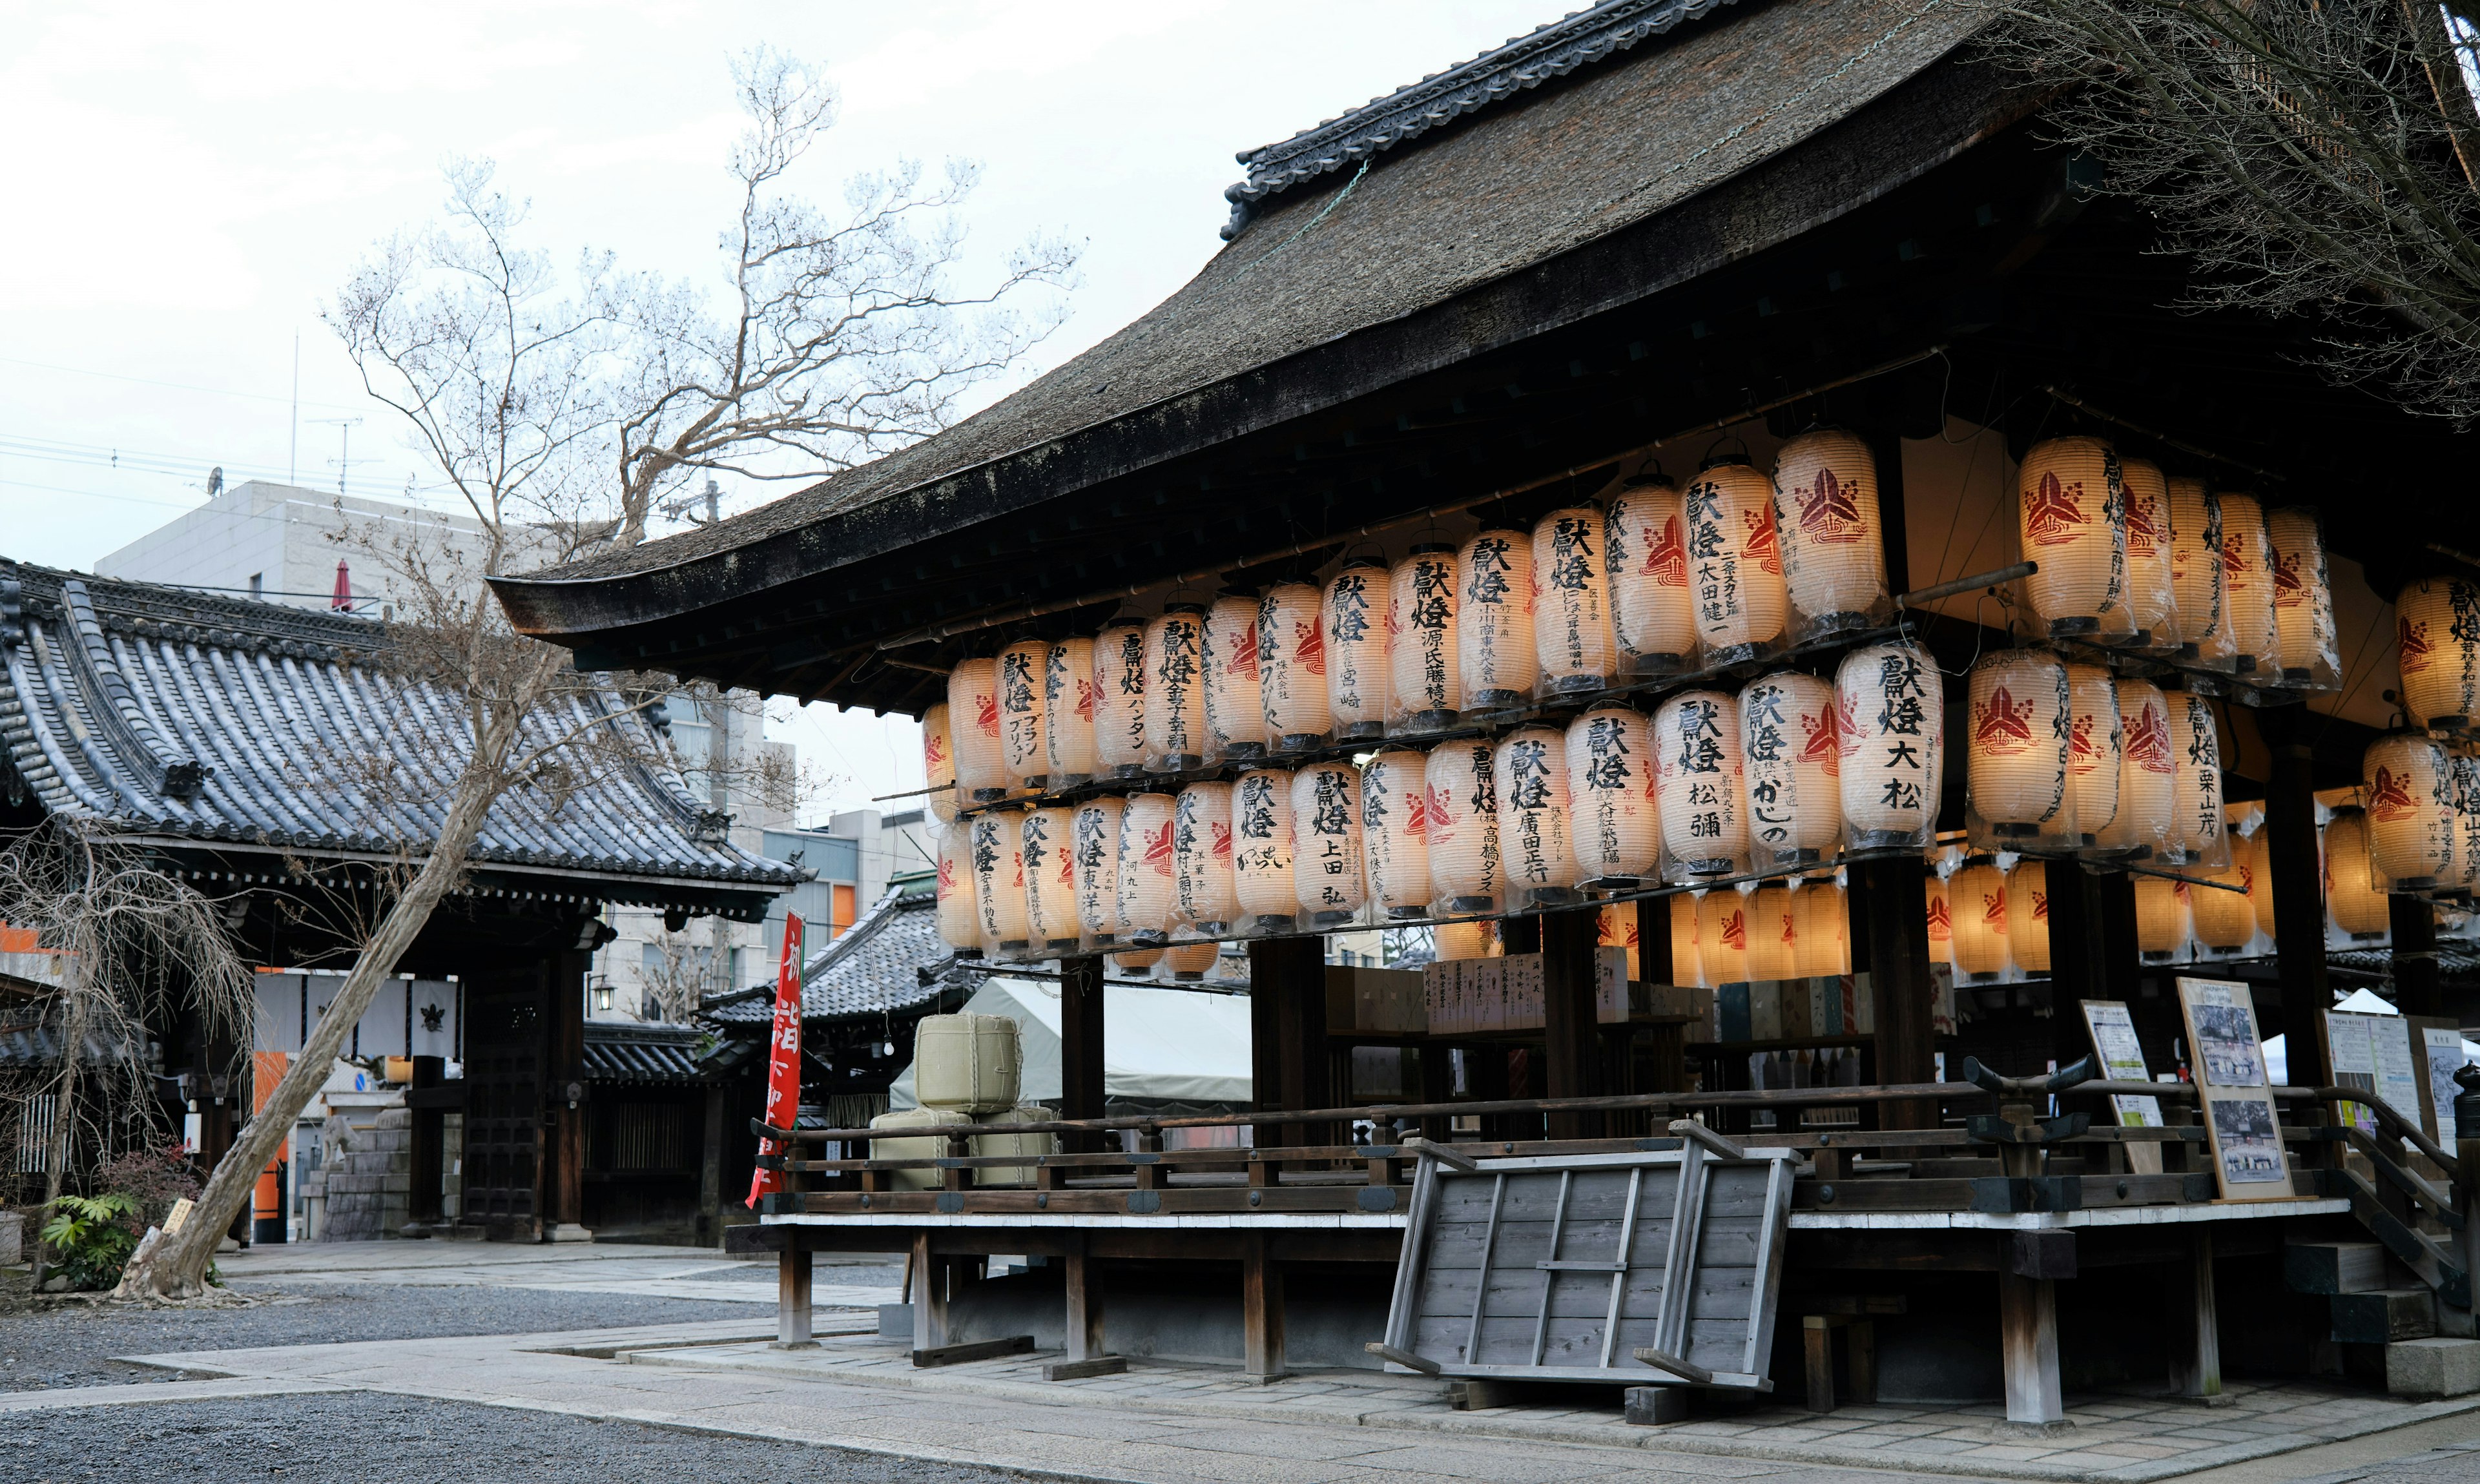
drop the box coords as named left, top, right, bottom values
left=800, top=881, right=933, bottom=984
left=1222, top=0, right=1740, bottom=236
left=1, top=560, right=390, bottom=659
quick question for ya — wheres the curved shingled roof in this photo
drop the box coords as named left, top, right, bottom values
left=0, top=561, right=800, bottom=900
left=704, top=877, right=969, bottom=1028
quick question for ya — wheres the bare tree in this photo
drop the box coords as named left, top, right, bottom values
left=1978, top=0, right=2480, bottom=420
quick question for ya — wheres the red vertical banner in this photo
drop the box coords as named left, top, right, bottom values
left=745, top=914, right=806, bottom=1208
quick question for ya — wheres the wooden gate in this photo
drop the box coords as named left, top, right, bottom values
left=1379, top=1131, right=1796, bottom=1388
left=457, top=973, right=548, bottom=1236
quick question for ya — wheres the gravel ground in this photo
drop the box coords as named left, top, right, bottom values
left=0, top=1392, right=1024, bottom=1484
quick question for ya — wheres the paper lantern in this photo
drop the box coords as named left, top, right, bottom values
left=969, top=810, right=1029, bottom=953
left=2266, top=506, right=2340, bottom=691
left=1044, top=638, right=1098, bottom=787
left=1425, top=741, right=1500, bottom=914
left=935, top=816, right=979, bottom=951
left=1532, top=506, right=1615, bottom=697
left=1739, top=671, right=1841, bottom=867
left=2164, top=477, right=2234, bottom=669
left=1231, top=768, right=1297, bottom=932
left=2133, top=876, right=2189, bottom=961
left=1073, top=797, right=1126, bottom=941
left=1166, top=942, right=1222, bottom=980
left=1596, top=903, right=1640, bottom=952
left=2009, top=860, right=2052, bottom=974
left=1605, top=473, right=1697, bottom=678
left=1257, top=582, right=1330, bottom=751
left=2097, top=679, right=2174, bottom=858
left=2116, top=457, right=2177, bottom=650
left=2064, top=662, right=2122, bottom=848
left=997, top=637, right=1049, bottom=790
left=1793, top=880, right=1850, bottom=976
left=2163, top=688, right=2230, bottom=868
left=1924, top=874, right=1952, bottom=965
left=2017, top=437, right=2133, bottom=641
left=1092, top=618, right=1149, bottom=779
left=2189, top=849, right=2257, bottom=951
left=1669, top=893, right=1704, bottom=986
left=1201, top=594, right=1266, bottom=765
left=2244, top=828, right=2276, bottom=943
left=1022, top=805, right=1080, bottom=949
left=2324, top=807, right=2390, bottom=939
left=1949, top=860, right=2010, bottom=978
left=1494, top=725, right=1578, bottom=905
left=1360, top=749, right=1432, bottom=918
left=2397, top=577, right=2480, bottom=730
left=1566, top=705, right=1657, bottom=881
left=1772, top=428, right=1890, bottom=641
left=1144, top=606, right=1208, bottom=772
left=1172, top=781, right=1237, bottom=933
left=1456, top=529, right=1536, bottom=711
left=2364, top=732, right=2458, bottom=891
left=1695, top=889, right=1751, bottom=987
left=949, top=657, right=1006, bottom=801
left=1683, top=457, right=1788, bottom=665
left=1115, top=792, right=1178, bottom=944
left=1744, top=883, right=1799, bottom=981
left=2452, top=750, right=2480, bottom=894
left=1835, top=641, right=1944, bottom=854
left=1435, top=919, right=1502, bottom=962
left=1966, top=648, right=2075, bottom=849
left=1656, top=691, right=1748, bottom=880
left=923, top=701, right=957, bottom=824
left=1387, top=544, right=1462, bottom=735
left=1292, top=761, right=1367, bottom=925
left=2215, top=493, right=2280, bottom=675
left=1113, top=947, right=1162, bottom=976
left=1322, top=559, right=1390, bottom=741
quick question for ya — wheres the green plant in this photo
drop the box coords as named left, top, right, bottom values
left=39, top=1193, right=138, bottom=1292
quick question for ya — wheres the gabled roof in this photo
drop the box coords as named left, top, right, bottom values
left=581, top=1020, right=718, bottom=1084
left=0, top=561, right=800, bottom=905
left=703, top=876, right=972, bottom=1028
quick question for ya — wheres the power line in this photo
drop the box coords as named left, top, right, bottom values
left=0, top=353, right=367, bottom=414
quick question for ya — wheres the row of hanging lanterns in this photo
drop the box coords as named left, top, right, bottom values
left=2397, top=577, right=2480, bottom=733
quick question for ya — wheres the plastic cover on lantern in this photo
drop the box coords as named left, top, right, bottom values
left=935, top=816, right=980, bottom=951
left=1116, top=792, right=1179, bottom=945
left=1093, top=618, right=1150, bottom=779
left=1566, top=705, right=1657, bottom=882
left=2133, top=875, right=2190, bottom=961
left=1668, top=892, right=1703, bottom=986
left=1605, top=472, right=1698, bottom=679
left=2115, top=457, right=2179, bottom=652
left=2162, top=687, right=2231, bottom=869
left=1361, top=750, right=1432, bottom=919
left=1022, top=806, right=1080, bottom=949
left=1924, top=873, right=1953, bottom=965
left=1387, top=545, right=1462, bottom=736
left=2397, top=577, right=2480, bottom=730
left=1202, top=594, right=1266, bottom=766
left=1739, top=670, right=1842, bottom=869
left=2063, top=662, right=2124, bottom=850
left=2096, top=679, right=2175, bottom=860
left=1257, top=582, right=1330, bottom=752
left=1695, top=888, right=1751, bottom=987
left=1073, top=797, right=1126, bottom=942
left=1494, top=725, right=1578, bottom=907
left=1656, top=691, right=1749, bottom=882
left=1744, top=883, right=1799, bottom=981
left=997, top=637, right=1049, bottom=790
left=1965, top=648, right=2078, bottom=852
left=1771, top=428, right=1892, bottom=643
left=1144, top=606, right=1208, bottom=772
left=1231, top=768, right=1297, bottom=933
left=1172, top=781, right=1238, bottom=933
left=2164, top=478, right=2235, bottom=671
left=1683, top=457, right=1788, bottom=665
left=1456, top=529, right=1536, bottom=713
left=2215, top=493, right=2282, bottom=679
left=2450, top=750, right=2480, bottom=896
left=1045, top=638, right=1099, bottom=787
left=2009, top=860, right=2052, bottom=974
left=949, top=657, right=1006, bottom=801
left=2017, top=437, right=2134, bottom=643
left=923, top=701, right=957, bottom=825
left=1426, top=741, right=1500, bottom=916
left=1532, top=506, right=1615, bottom=698
left=2324, top=806, right=2391, bottom=940
left=2266, top=506, right=2341, bottom=692
left=969, top=809, right=1030, bottom=954
left=2364, top=732, right=2459, bottom=891
left=1836, top=641, right=1944, bottom=856
left=1324, top=559, right=1390, bottom=741
left=1948, top=858, right=2010, bottom=979
left=1793, top=878, right=1850, bottom=976
left=1292, top=762, right=1368, bottom=925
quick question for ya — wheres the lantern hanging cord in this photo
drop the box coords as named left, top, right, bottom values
left=2038, top=386, right=2286, bottom=483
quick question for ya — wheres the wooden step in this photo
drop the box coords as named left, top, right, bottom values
left=2286, top=1240, right=2390, bottom=1295
left=2331, top=1288, right=2438, bottom=1345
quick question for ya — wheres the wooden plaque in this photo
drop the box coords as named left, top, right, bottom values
left=2407, top=1015, right=2468, bottom=1146
left=2079, top=1000, right=2162, bottom=1175
left=2174, top=977, right=2297, bottom=1202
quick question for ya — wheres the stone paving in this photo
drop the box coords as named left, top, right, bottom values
left=217, top=1236, right=902, bottom=1308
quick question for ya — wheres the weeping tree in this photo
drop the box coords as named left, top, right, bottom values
left=1978, top=0, right=2480, bottom=420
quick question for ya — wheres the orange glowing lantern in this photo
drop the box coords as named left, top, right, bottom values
left=949, top=657, right=1006, bottom=802
left=2397, top=577, right=2480, bottom=730
left=1835, top=641, right=1943, bottom=854
left=1965, top=648, right=2076, bottom=850
left=1361, top=749, right=1432, bottom=918
left=2017, top=436, right=2133, bottom=643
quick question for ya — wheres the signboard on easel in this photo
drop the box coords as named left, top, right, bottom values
left=2175, top=978, right=2296, bottom=1201
left=2409, top=1016, right=2470, bottom=1146
left=2079, top=1000, right=2163, bottom=1176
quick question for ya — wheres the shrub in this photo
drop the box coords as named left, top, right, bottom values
left=39, top=1193, right=138, bottom=1291
left=94, top=1144, right=200, bottom=1234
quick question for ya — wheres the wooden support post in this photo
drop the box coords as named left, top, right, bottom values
left=2258, top=717, right=2332, bottom=1087
left=1857, top=853, right=1937, bottom=1129
left=1243, top=1233, right=1286, bottom=1382
left=2045, top=864, right=2098, bottom=1064
left=1997, top=1269, right=2065, bottom=1427
left=775, top=1230, right=816, bottom=1348
left=547, top=948, right=591, bottom=1239
left=2166, top=1230, right=2222, bottom=1401
left=1060, top=954, right=1108, bottom=1151
left=1501, top=915, right=1542, bottom=954
left=911, top=1231, right=947, bottom=1352
left=1256, top=936, right=1330, bottom=1149
left=1250, top=942, right=1285, bottom=1149
left=698, top=1084, right=726, bottom=1244
left=1541, top=909, right=1602, bottom=1140
left=406, top=1055, right=445, bottom=1228
left=2392, top=893, right=2444, bottom=1018
left=1064, top=1242, right=1106, bottom=1361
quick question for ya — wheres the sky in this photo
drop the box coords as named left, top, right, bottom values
left=0, top=0, right=1560, bottom=821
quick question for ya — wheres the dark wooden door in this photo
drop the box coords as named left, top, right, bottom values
left=459, top=966, right=548, bottom=1238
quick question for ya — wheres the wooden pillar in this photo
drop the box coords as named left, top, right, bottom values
left=1502, top=915, right=1542, bottom=954
left=1997, top=1269, right=2064, bottom=1425
left=1243, top=1233, right=1286, bottom=1381
left=1060, top=954, right=1108, bottom=1151
left=1857, top=854, right=1938, bottom=1128
left=699, top=1084, right=726, bottom=1244
left=2259, top=717, right=2331, bottom=1087
left=2392, top=894, right=2444, bottom=1018
left=1540, top=909, right=1602, bottom=1140
left=1250, top=943, right=1285, bottom=1148
left=545, top=948, right=591, bottom=1239
left=1864, top=426, right=1912, bottom=592
left=1259, top=937, right=1330, bottom=1148
left=406, top=1055, right=445, bottom=1227
left=1065, top=1244, right=1106, bottom=1361
left=2165, top=1230, right=2221, bottom=1400
left=911, top=1230, right=949, bottom=1351
left=2045, top=863, right=2097, bottom=1064
left=775, top=1230, right=815, bottom=1348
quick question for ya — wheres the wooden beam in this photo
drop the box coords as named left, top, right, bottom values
left=1060, top=954, right=1108, bottom=1151
left=1541, top=909, right=1602, bottom=1139
left=2392, top=893, right=2444, bottom=1018
left=699, top=1084, right=727, bottom=1247
left=1857, top=854, right=1937, bottom=1129
left=2258, top=714, right=2332, bottom=1086
left=2165, top=1230, right=2221, bottom=1401
left=1243, top=1232, right=1286, bottom=1382
left=1247, top=938, right=1311, bottom=1147
left=1063, top=1241, right=1107, bottom=1364
left=1258, top=936, right=1330, bottom=1149
left=911, top=1230, right=948, bottom=1352
left=548, top=948, right=591, bottom=1236
left=406, top=1055, right=445, bottom=1227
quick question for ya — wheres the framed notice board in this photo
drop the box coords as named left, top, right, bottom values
left=2080, top=1000, right=2164, bottom=1176
left=2408, top=1016, right=2468, bottom=1146
left=2175, top=977, right=2297, bottom=1202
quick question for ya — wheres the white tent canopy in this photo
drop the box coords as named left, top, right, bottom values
left=889, top=976, right=1254, bottom=1110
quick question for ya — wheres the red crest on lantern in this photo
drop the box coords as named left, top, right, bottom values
left=1294, top=619, right=1327, bottom=677
left=1229, top=623, right=1260, bottom=681
left=2023, top=471, right=2087, bottom=547
left=2400, top=618, right=2434, bottom=674
left=2273, top=551, right=2305, bottom=606
left=1144, top=821, right=1175, bottom=873
left=2124, top=490, right=2161, bottom=555
left=1405, top=791, right=1434, bottom=837
left=2069, top=715, right=2102, bottom=771
left=1076, top=677, right=1099, bottom=721
left=1926, top=894, right=1952, bottom=940
left=1972, top=685, right=2036, bottom=754
left=2367, top=765, right=2416, bottom=821
left=1981, top=890, right=2007, bottom=931
left=1720, top=908, right=1747, bottom=951
left=2220, top=533, right=2249, bottom=583
left=1795, top=469, right=1866, bottom=544
left=1797, top=703, right=1841, bottom=776
left=2031, top=887, right=2049, bottom=922
left=1059, top=850, right=1075, bottom=885
left=925, top=734, right=949, bottom=767
left=1832, top=688, right=1863, bottom=760
left=2124, top=704, right=2172, bottom=773
left=1644, top=515, right=1688, bottom=584
left=1211, top=821, right=1234, bottom=861
left=936, top=858, right=956, bottom=896
left=975, top=693, right=1001, bottom=736
left=1742, top=507, right=1782, bottom=575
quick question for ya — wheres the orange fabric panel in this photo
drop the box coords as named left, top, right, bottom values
left=254, top=1168, right=281, bottom=1221
left=251, top=1051, right=290, bottom=1175
left=0, top=924, right=35, bottom=953
left=832, top=883, right=857, bottom=935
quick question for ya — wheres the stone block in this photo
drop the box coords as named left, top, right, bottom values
left=2386, top=1337, right=2480, bottom=1399
left=1624, top=1385, right=1689, bottom=1425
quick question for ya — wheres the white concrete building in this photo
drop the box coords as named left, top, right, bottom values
left=95, top=479, right=499, bottom=615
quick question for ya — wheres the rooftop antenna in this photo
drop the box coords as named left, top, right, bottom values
left=312, top=416, right=371, bottom=495
left=656, top=475, right=726, bottom=527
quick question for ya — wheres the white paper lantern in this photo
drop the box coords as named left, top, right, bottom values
left=1457, top=529, right=1536, bottom=711
left=2133, top=875, right=2189, bottom=960
left=970, top=810, right=1029, bottom=953
left=949, top=657, right=1006, bottom=801
left=1566, top=705, right=1658, bottom=881
left=1257, top=582, right=1330, bottom=751
left=2017, top=437, right=2133, bottom=642
left=2397, top=577, right=2480, bottom=730
left=1494, top=725, right=1578, bottom=905
left=1172, top=781, right=1237, bottom=932
left=1116, top=792, right=1178, bottom=944
left=1324, top=559, right=1390, bottom=741
left=1093, top=618, right=1149, bottom=779
left=2009, top=860, right=2052, bottom=974
left=1739, top=671, right=1842, bottom=867
left=1232, top=768, right=1297, bottom=932
left=923, top=701, right=956, bottom=825
left=997, top=637, right=1049, bottom=790
left=1605, top=472, right=1697, bottom=678
left=1435, top=919, right=1502, bottom=962
left=2116, top=457, right=2178, bottom=650
left=1425, top=741, right=1501, bottom=914
left=2216, top=493, right=2280, bottom=676
left=2064, top=661, right=2123, bottom=847
left=1387, top=544, right=1462, bottom=734
left=1044, top=638, right=1098, bottom=787
left=1792, top=880, right=1850, bottom=976
left=1669, top=893, right=1704, bottom=986
left=2365, top=732, right=2458, bottom=891
left=2164, top=477, right=2234, bottom=669
left=1202, top=594, right=1266, bottom=766
left=2097, top=679, right=2174, bottom=859
left=1532, top=506, right=1615, bottom=697
left=1073, top=797, right=1126, bottom=941
left=1022, top=805, right=1080, bottom=949
left=1656, top=691, right=1748, bottom=880
left=1771, top=428, right=1890, bottom=641
left=1950, top=859, right=2009, bottom=978
left=2266, top=506, right=2340, bottom=691
left=1744, top=883, right=1799, bottom=981
left=2324, top=807, right=2390, bottom=939
left=1360, top=749, right=1432, bottom=918
left=1683, top=457, right=1788, bottom=665
left=1695, top=889, right=1750, bottom=986
left=1144, top=606, right=1208, bottom=772
left=1292, top=761, right=1367, bottom=925
left=2164, top=689, right=2231, bottom=868
left=2452, top=750, right=2480, bottom=894
left=1924, top=874, right=1952, bottom=965
left=935, top=816, right=979, bottom=951
left=1835, top=641, right=1944, bottom=855
left=1966, top=648, right=2075, bottom=849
